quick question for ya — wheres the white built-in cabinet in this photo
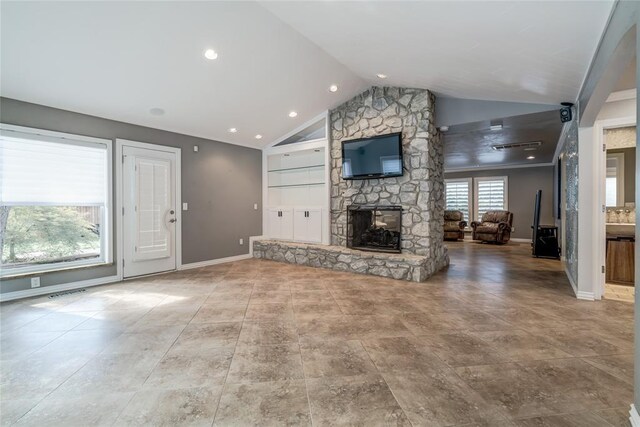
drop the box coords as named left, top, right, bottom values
left=293, top=207, right=322, bottom=243
left=263, top=139, right=329, bottom=245
left=267, top=207, right=293, bottom=240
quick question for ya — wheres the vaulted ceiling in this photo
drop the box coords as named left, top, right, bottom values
left=263, top=0, right=614, bottom=105
left=1, top=1, right=614, bottom=148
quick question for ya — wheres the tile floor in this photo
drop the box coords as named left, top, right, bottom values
left=0, top=242, right=634, bottom=426
left=605, top=283, right=635, bottom=303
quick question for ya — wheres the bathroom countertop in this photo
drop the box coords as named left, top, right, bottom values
left=606, top=223, right=635, bottom=239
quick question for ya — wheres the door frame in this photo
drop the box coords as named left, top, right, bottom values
left=593, top=116, right=636, bottom=299
left=115, top=139, right=182, bottom=280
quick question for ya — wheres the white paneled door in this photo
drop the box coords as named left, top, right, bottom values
left=122, top=145, right=177, bottom=278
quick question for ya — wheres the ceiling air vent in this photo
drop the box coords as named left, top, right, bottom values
left=491, top=141, right=542, bottom=151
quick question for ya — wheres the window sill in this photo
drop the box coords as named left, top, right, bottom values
left=0, top=262, right=114, bottom=280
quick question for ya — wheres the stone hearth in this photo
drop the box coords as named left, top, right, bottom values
left=252, top=239, right=435, bottom=282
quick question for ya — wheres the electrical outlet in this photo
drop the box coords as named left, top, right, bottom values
left=239, top=238, right=244, bottom=245
left=193, top=145, right=199, bottom=152
left=253, top=203, right=258, bottom=210
left=183, top=202, right=188, bottom=211
left=31, top=277, right=40, bottom=288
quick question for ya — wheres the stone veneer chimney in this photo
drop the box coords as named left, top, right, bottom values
left=329, top=86, right=448, bottom=275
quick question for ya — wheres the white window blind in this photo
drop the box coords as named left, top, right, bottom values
left=475, top=177, right=507, bottom=221
left=445, top=179, right=471, bottom=222
left=0, top=125, right=112, bottom=276
left=0, top=133, right=108, bottom=206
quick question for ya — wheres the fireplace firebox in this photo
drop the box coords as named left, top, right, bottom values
left=347, top=205, right=402, bottom=253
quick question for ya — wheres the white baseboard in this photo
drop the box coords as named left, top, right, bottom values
left=576, top=290, right=596, bottom=301
left=0, top=275, right=120, bottom=302
left=630, top=404, right=640, bottom=426
left=564, top=265, right=595, bottom=301
left=179, top=253, right=252, bottom=270
left=510, top=238, right=532, bottom=243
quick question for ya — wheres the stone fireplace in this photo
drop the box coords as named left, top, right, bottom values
left=347, top=205, right=402, bottom=253
left=330, top=86, right=449, bottom=277
left=253, top=85, right=449, bottom=282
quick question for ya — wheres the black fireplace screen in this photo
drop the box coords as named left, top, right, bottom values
left=347, top=205, right=402, bottom=253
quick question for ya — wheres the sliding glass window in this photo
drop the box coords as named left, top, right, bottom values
left=0, top=125, right=112, bottom=276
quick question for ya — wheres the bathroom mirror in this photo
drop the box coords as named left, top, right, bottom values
left=605, top=126, right=636, bottom=208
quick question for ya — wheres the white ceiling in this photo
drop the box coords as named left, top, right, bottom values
left=0, top=1, right=367, bottom=148
left=263, top=0, right=614, bottom=104
left=1, top=1, right=614, bottom=149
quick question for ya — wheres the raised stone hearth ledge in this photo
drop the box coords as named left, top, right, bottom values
left=252, top=239, right=449, bottom=282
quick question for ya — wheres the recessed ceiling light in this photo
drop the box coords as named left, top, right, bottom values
left=527, top=155, right=536, bottom=160
left=149, top=108, right=165, bottom=116
left=204, top=49, right=218, bottom=60
left=228, top=128, right=237, bottom=133
left=288, top=111, right=298, bottom=118
left=489, top=124, right=503, bottom=131
left=255, top=134, right=263, bottom=140
left=440, top=126, right=449, bottom=132
left=329, top=84, right=338, bottom=92
left=376, top=73, right=387, bottom=79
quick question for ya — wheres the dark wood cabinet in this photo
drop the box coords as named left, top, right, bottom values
left=606, top=236, right=635, bottom=286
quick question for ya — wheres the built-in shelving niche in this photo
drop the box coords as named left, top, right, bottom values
left=262, top=114, right=330, bottom=245
left=267, top=148, right=325, bottom=205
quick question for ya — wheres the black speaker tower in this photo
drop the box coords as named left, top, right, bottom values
left=531, top=190, right=560, bottom=259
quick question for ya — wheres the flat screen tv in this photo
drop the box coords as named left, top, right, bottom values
left=341, top=132, right=403, bottom=180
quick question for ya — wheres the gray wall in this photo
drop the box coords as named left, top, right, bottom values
left=445, top=166, right=554, bottom=240
left=0, top=97, right=262, bottom=294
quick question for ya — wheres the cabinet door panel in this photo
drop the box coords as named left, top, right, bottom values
left=293, top=208, right=308, bottom=242
left=306, top=208, right=323, bottom=243
left=280, top=208, right=294, bottom=240
left=267, top=208, right=281, bottom=239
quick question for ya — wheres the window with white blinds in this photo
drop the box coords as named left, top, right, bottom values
left=445, top=179, right=471, bottom=222
left=474, top=177, right=508, bottom=221
left=0, top=125, right=112, bottom=276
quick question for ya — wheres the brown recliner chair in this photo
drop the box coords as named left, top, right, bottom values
left=443, top=210, right=467, bottom=241
left=471, top=211, right=513, bottom=244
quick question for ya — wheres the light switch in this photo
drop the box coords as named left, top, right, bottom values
left=31, top=277, right=40, bottom=288
left=193, top=145, right=199, bottom=152
left=254, top=203, right=258, bottom=210
left=182, top=203, right=188, bottom=211
left=239, top=238, right=244, bottom=245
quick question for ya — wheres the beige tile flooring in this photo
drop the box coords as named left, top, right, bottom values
left=605, top=283, right=635, bottom=303
left=0, top=241, right=634, bottom=426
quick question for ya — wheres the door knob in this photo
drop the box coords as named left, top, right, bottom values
left=169, top=218, right=177, bottom=223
